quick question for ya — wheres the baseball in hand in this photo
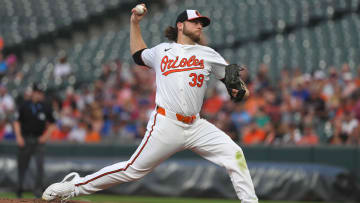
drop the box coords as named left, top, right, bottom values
left=134, top=4, right=145, bottom=15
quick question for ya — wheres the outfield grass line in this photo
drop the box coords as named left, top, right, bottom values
left=72, top=194, right=333, bottom=203
left=0, top=192, right=335, bottom=203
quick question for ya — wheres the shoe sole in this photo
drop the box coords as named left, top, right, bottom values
left=62, top=172, right=80, bottom=182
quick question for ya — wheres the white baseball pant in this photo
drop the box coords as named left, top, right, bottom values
left=74, top=110, right=258, bottom=203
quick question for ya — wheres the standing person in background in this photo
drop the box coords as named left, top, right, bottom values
left=13, top=84, right=56, bottom=198
left=43, top=4, right=258, bottom=203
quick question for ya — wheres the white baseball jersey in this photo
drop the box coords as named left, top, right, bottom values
left=141, top=42, right=228, bottom=116
left=69, top=43, right=258, bottom=203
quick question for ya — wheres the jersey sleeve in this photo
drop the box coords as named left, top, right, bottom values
left=141, top=46, right=157, bottom=68
left=210, top=50, right=228, bottom=80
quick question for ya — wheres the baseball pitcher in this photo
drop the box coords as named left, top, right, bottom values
left=43, top=4, right=258, bottom=203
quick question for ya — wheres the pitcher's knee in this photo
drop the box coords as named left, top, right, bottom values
left=223, top=149, right=249, bottom=172
left=125, top=165, right=151, bottom=180
left=234, top=150, right=249, bottom=171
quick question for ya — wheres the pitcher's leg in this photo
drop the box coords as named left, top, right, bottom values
left=74, top=113, right=184, bottom=196
left=188, top=119, right=258, bottom=203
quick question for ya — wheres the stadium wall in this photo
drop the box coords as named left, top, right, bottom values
left=1, top=143, right=359, bottom=174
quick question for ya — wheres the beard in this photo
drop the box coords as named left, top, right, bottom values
left=183, top=24, right=201, bottom=43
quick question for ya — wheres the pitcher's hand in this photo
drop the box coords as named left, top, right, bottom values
left=131, top=4, right=147, bottom=24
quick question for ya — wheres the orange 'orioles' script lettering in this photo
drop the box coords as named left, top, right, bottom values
left=160, top=55, right=204, bottom=76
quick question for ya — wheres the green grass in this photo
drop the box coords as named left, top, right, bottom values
left=0, top=192, right=333, bottom=203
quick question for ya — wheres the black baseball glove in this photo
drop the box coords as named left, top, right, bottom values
left=223, top=64, right=247, bottom=103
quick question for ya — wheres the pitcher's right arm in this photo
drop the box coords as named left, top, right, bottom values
left=130, top=4, right=148, bottom=55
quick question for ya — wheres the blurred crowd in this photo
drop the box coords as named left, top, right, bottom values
left=205, top=63, right=360, bottom=146
left=0, top=47, right=360, bottom=146
left=0, top=55, right=156, bottom=145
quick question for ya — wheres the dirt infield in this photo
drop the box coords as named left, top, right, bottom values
left=0, top=199, right=89, bottom=203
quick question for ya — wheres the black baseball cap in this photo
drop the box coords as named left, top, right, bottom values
left=176, top=10, right=210, bottom=27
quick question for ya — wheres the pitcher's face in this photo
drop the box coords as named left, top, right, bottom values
left=181, top=19, right=203, bottom=43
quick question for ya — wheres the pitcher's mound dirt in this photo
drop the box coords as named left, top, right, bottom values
left=0, top=199, right=89, bottom=203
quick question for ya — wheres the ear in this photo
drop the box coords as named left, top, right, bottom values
left=177, top=22, right=184, bottom=31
